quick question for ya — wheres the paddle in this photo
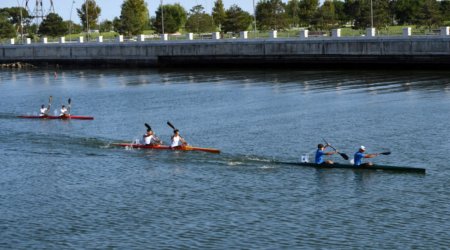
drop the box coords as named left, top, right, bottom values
left=322, top=138, right=349, bottom=160
left=167, top=121, right=176, bottom=131
left=67, top=98, right=71, bottom=114
left=378, top=151, right=391, bottom=155
left=145, top=123, right=152, bottom=131
left=45, top=96, right=52, bottom=115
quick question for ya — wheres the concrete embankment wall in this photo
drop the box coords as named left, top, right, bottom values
left=1, top=37, right=450, bottom=69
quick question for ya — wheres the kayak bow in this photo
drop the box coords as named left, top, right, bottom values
left=113, top=143, right=220, bottom=154
left=18, top=115, right=94, bottom=120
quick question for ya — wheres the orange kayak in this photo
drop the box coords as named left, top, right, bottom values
left=112, top=143, right=220, bottom=154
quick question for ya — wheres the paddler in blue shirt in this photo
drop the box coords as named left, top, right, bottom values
left=315, top=143, right=336, bottom=164
left=353, top=146, right=380, bottom=166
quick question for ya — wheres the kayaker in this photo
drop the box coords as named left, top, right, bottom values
left=353, top=146, right=380, bottom=166
left=60, top=105, right=69, bottom=117
left=171, top=129, right=187, bottom=147
left=143, top=128, right=162, bottom=145
left=315, top=143, right=336, bottom=164
left=39, top=104, right=49, bottom=116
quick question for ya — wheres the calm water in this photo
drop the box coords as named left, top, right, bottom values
left=1, top=69, right=449, bottom=249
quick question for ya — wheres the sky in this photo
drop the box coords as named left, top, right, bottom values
left=0, top=0, right=257, bottom=23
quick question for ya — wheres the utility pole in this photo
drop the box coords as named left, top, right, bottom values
left=16, top=0, right=24, bottom=43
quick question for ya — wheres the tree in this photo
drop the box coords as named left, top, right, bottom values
left=99, top=20, right=113, bottom=32
left=185, top=5, right=215, bottom=33
left=348, top=0, right=390, bottom=29
left=256, top=0, right=289, bottom=30
left=313, top=0, right=337, bottom=30
left=299, top=0, right=319, bottom=27
left=212, top=0, right=226, bottom=30
left=153, top=3, right=187, bottom=34
left=77, top=0, right=101, bottom=32
left=393, top=0, right=422, bottom=25
left=117, top=0, right=149, bottom=35
left=286, top=0, right=301, bottom=27
left=0, top=13, right=16, bottom=39
left=38, top=13, right=68, bottom=37
left=416, top=0, right=442, bottom=29
left=333, top=0, right=348, bottom=26
left=440, top=0, right=450, bottom=22
left=222, top=5, right=252, bottom=34
left=64, top=20, right=83, bottom=34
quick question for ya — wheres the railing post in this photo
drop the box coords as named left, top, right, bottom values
left=161, top=34, right=168, bottom=41
left=97, top=36, right=103, bottom=43
left=332, top=29, right=341, bottom=38
left=441, top=27, right=450, bottom=36
left=117, top=35, right=124, bottom=43
left=403, top=27, right=411, bottom=37
left=138, top=34, right=145, bottom=42
left=42, top=37, right=48, bottom=44
left=26, top=38, right=31, bottom=44
left=270, top=30, right=277, bottom=39
left=366, top=28, right=376, bottom=37
left=78, top=36, right=84, bottom=43
left=299, top=30, right=309, bottom=39
left=59, top=37, right=65, bottom=43
left=212, top=32, right=220, bottom=40
left=240, top=31, right=248, bottom=39
left=10, top=38, right=15, bottom=45
left=187, top=33, right=194, bottom=40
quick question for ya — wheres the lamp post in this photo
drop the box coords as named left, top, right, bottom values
left=69, top=0, right=75, bottom=42
left=253, top=0, right=257, bottom=38
left=85, top=0, right=89, bottom=41
left=161, top=0, right=164, bottom=35
left=370, top=0, right=373, bottom=28
left=16, top=0, right=24, bottom=44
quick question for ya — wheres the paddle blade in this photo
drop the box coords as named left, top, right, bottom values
left=167, top=121, right=175, bottom=130
left=145, top=123, right=151, bottom=130
left=380, top=152, right=391, bottom=155
left=339, top=153, right=349, bottom=160
left=68, top=98, right=71, bottom=105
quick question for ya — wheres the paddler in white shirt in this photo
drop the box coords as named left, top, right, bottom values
left=39, top=104, right=49, bottom=116
left=143, top=126, right=162, bottom=145
left=60, top=105, right=69, bottom=117
left=171, top=129, right=187, bottom=147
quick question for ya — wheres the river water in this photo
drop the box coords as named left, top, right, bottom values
left=0, top=69, right=449, bottom=249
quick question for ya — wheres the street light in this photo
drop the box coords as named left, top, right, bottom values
left=161, top=0, right=164, bottom=35
left=253, top=0, right=257, bottom=38
left=16, top=0, right=24, bottom=44
left=370, top=0, right=373, bottom=28
left=69, top=0, right=75, bottom=42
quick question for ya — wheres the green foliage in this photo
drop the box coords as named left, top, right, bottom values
left=185, top=5, right=215, bottom=33
left=38, top=13, right=68, bottom=37
left=313, top=0, right=338, bottom=30
left=153, top=3, right=187, bottom=34
left=64, top=20, right=83, bottom=34
left=99, top=20, right=114, bottom=32
left=222, top=5, right=252, bottom=34
left=393, top=0, right=422, bottom=25
left=286, top=0, right=301, bottom=27
left=212, top=0, right=226, bottom=30
left=0, top=13, right=16, bottom=38
left=416, top=0, right=442, bottom=28
left=441, top=0, right=450, bottom=20
left=117, top=0, right=149, bottom=35
left=77, top=0, right=101, bottom=31
left=299, top=0, right=319, bottom=27
left=348, top=0, right=391, bottom=29
left=256, top=0, right=289, bottom=30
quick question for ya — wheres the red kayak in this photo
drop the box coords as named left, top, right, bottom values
left=113, top=143, right=220, bottom=154
left=17, top=115, right=94, bottom=120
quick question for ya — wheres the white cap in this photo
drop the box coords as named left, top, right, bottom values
left=360, top=146, right=366, bottom=150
